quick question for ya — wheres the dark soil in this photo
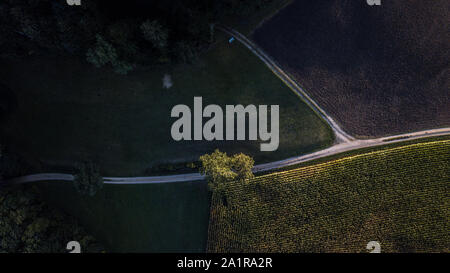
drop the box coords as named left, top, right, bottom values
left=253, top=0, right=449, bottom=137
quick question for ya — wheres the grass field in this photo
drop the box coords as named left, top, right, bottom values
left=253, top=0, right=450, bottom=137
left=207, top=139, right=450, bottom=253
left=36, top=180, right=210, bottom=252
left=0, top=35, right=332, bottom=177
left=0, top=0, right=333, bottom=253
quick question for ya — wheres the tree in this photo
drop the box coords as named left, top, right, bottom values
left=140, top=20, right=169, bottom=51
left=86, top=34, right=118, bottom=67
left=0, top=185, right=103, bottom=253
left=73, top=161, right=103, bottom=196
left=199, top=149, right=254, bottom=194
left=86, top=34, right=134, bottom=75
left=0, top=0, right=277, bottom=64
left=230, top=153, right=255, bottom=181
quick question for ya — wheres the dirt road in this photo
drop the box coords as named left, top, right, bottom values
left=1, top=27, right=448, bottom=186
left=2, top=128, right=448, bottom=185
left=218, top=25, right=354, bottom=143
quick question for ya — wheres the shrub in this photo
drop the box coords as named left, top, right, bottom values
left=140, top=20, right=168, bottom=50
left=73, top=161, right=103, bottom=196
left=86, top=35, right=134, bottom=74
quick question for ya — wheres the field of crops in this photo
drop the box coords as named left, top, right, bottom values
left=253, top=0, right=450, bottom=137
left=207, top=139, right=450, bottom=253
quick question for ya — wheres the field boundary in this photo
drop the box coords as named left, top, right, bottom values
left=255, top=139, right=450, bottom=182
left=1, top=128, right=449, bottom=186
left=217, top=25, right=354, bottom=143
left=2, top=27, right=449, bottom=186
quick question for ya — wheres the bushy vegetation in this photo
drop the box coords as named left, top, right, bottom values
left=140, top=20, right=169, bottom=51
left=0, top=185, right=103, bottom=253
left=73, top=162, right=103, bottom=196
left=1, top=142, right=101, bottom=253
left=207, top=140, right=450, bottom=253
left=86, top=35, right=134, bottom=75
left=200, top=149, right=254, bottom=194
left=0, top=0, right=277, bottom=73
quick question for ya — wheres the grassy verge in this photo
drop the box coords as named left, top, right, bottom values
left=207, top=139, right=450, bottom=252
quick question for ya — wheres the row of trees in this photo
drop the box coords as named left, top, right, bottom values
left=0, top=0, right=275, bottom=74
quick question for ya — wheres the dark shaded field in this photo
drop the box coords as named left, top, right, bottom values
left=0, top=40, right=332, bottom=177
left=38, top=180, right=210, bottom=252
left=254, top=0, right=449, bottom=137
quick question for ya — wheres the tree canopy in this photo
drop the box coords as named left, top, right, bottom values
left=199, top=149, right=254, bottom=194
left=0, top=0, right=276, bottom=73
left=0, top=185, right=103, bottom=253
left=73, top=161, right=103, bottom=196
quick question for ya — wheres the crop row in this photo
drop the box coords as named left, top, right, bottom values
left=207, top=140, right=450, bottom=253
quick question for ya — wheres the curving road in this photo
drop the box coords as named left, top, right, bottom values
left=217, top=25, right=354, bottom=143
left=1, top=27, right=449, bottom=186
left=2, top=128, right=449, bottom=186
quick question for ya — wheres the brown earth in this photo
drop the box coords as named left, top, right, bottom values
left=253, top=0, right=449, bottom=137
